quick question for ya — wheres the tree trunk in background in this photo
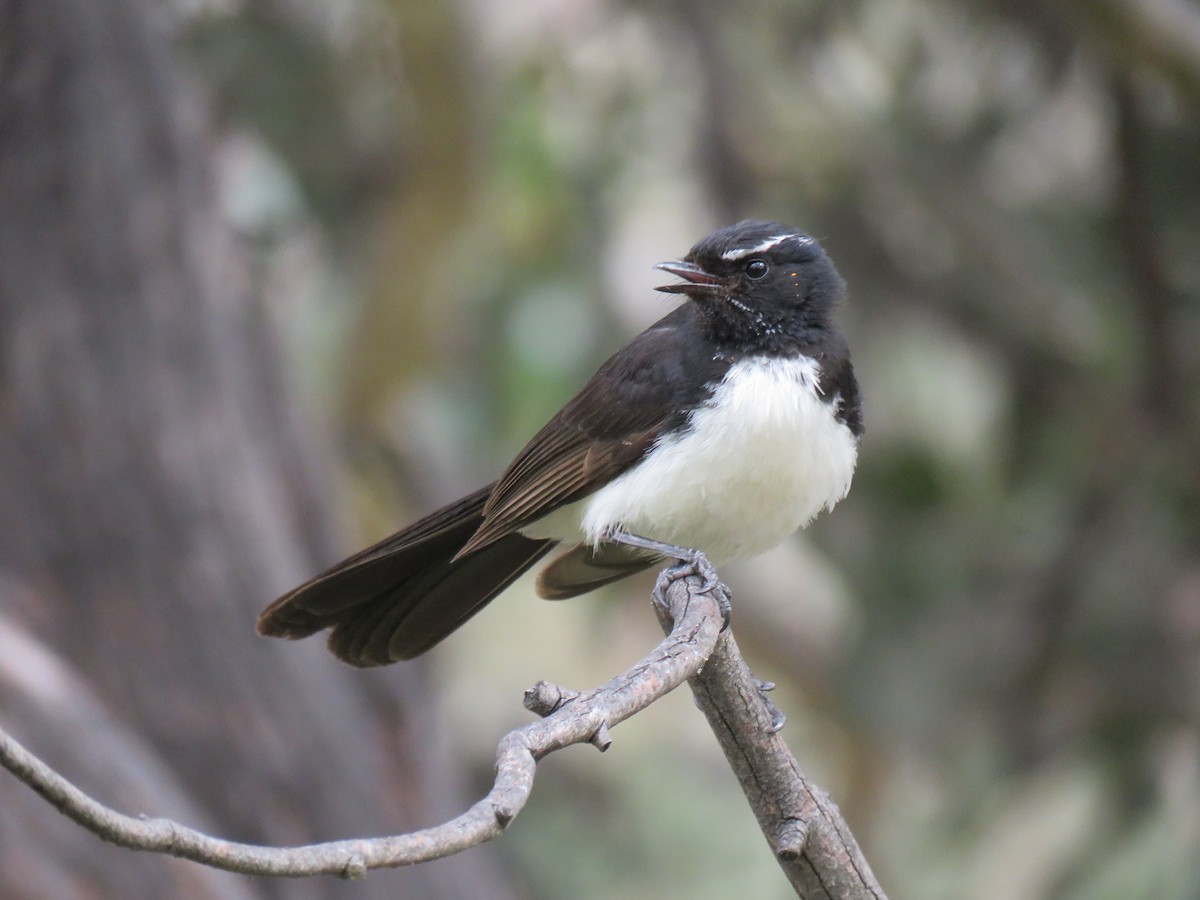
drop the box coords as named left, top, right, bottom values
left=0, top=1, right=513, bottom=897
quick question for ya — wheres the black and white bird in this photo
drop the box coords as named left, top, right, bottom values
left=259, top=220, right=863, bottom=666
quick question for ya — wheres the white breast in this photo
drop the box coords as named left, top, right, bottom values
left=575, top=355, right=858, bottom=562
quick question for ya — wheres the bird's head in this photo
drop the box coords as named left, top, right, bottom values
left=655, top=220, right=845, bottom=347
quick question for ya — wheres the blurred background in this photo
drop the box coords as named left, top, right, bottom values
left=2, top=0, right=1198, bottom=897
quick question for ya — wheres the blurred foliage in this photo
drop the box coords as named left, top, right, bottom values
left=181, top=0, right=1199, bottom=895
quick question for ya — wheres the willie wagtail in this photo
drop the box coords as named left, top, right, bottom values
left=258, top=220, right=863, bottom=666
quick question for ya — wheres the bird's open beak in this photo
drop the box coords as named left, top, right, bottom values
left=654, top=261, right=725, bottom=296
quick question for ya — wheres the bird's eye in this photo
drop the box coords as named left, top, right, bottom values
left=745, top=259, right=769, bottom=280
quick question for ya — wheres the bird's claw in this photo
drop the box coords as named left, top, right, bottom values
left=652, top=553, right=731, bottom=629
left=755, top=677, right=786, bottom=733
left=608, top=530, right=732, bottom=629
left=688, top=552, right=732, bottom=630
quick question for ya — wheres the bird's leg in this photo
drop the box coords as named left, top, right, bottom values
left=607, top=530, right=731, bottom=629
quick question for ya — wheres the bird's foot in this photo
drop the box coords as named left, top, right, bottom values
left=609, top=530, right=731, bottom=630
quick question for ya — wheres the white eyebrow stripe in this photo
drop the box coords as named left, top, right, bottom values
left=720, top=233, right=808, bottom=261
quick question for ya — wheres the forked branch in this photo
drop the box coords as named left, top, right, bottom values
left=0, top=576, right=884, bottom=897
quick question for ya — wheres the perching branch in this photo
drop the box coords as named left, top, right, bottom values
left=657, top=578, right=886, bottom=898
left=0, top=576, right=885, bottom=896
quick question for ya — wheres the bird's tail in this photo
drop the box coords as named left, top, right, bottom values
left=257, top=484, right=555, bottom=666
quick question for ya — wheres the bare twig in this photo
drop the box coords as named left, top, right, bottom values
left=1, top=577, right=884, bottom=896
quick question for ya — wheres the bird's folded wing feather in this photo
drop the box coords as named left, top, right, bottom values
left=459, top=306, right=725, bottom=555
